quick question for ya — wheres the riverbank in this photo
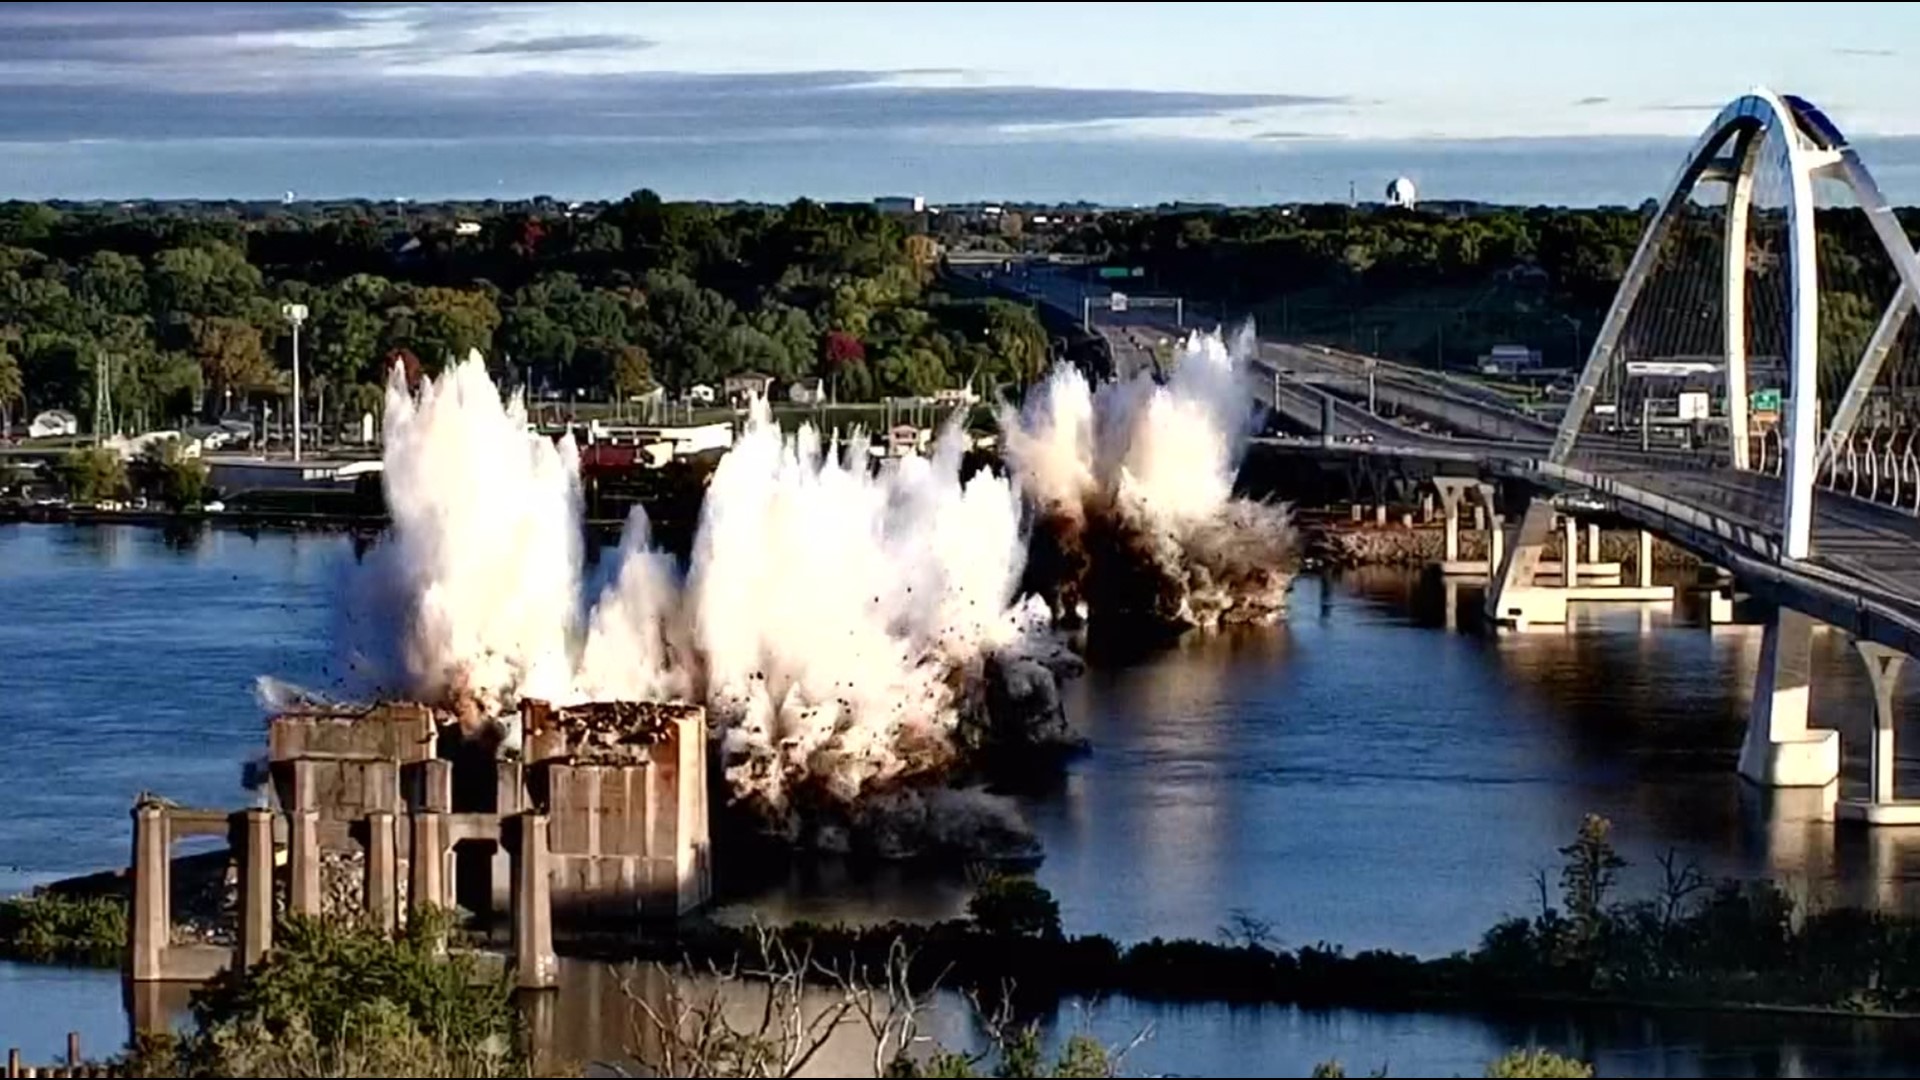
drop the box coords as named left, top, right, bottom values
left=15, top=816, right=1920, bottom=1027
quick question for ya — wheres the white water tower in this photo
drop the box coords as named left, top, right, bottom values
left=1386, top=176, right=1418, bottom=209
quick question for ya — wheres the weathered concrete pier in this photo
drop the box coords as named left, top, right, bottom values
left=126, top=698, right=712, bottom=1009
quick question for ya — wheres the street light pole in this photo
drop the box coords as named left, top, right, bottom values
left=282, top=303, right=309, bottom=462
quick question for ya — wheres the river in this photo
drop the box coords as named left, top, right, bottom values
left=4, top=522, right=1920, bottom=1076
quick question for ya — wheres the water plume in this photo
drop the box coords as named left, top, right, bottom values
left=999, top=322, right=1299, bottom=631
left=331, top=351, right=1076, bottom=860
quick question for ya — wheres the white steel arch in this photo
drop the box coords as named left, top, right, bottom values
left=1549, top=87, right=1920, bottom=561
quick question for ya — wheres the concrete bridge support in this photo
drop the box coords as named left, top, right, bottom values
left=1738, top=608, right=1841, bottom=788
left=1839, top=642, right=1918, bottom=824
left=1486, top=504, right=1672, bottom=627
left=1434, top=477, right=1492, bottom=572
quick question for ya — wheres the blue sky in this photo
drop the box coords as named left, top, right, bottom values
left=1, top=1, right=1915, bottom=144
left=2, top=2, right=1918, bottom=201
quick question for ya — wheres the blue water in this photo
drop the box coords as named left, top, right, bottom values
left=8, top=523, right=1920, bottom=1074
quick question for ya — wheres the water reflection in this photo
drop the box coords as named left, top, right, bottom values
left=17, top=956, right=1920, bottom=1079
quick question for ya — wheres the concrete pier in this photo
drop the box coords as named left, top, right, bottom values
left=128, top=803, right=168, bottom=982
left=511, top=813, right=557, bottom=991
left=124, top=697, right=713, bottom=1007
left=237, top=808, right=274, bottom=969
left=1839, top=642, right=1918, bottom=824
left=1739, top=608, right=1841, bottom=788
left=364, top=810, right=399, bottom=934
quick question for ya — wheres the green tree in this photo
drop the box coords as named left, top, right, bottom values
left=60, top=447, right=127, bottom=503
left=635, top=268, right=734, bottom=389
left=137, top=438, right=210, bottom=510
left=752, top=301, right=819, bottom=367
left=76, top=251, right=148, bottom=318
left=718, top=323, right=797, bottom=380
left=19, top=331, right=94, bottom=417
left=0, top=342, right=20, bottom=436
left=500, top=307, right=577, bottom=392
left=611, top=343, right=654, bottom=400
left=967, top=875, right=1062, bottom=940
left=191, top=316, right=274, bottom=412
left=149, top=243, right=265, bottom=320
left=404, top=286, right=501, bottom=370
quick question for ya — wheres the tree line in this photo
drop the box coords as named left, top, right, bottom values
left=0, top=192, right=1052, bottom=437
left=1052, top=200, right=1920, bottom=394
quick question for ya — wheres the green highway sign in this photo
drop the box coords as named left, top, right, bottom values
left=1098, top=266, right=1130, bottom=279
left=1751, top=388, right=1782, bottom=413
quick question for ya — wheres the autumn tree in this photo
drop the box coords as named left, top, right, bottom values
left=191, top=316, right=273, bottom=413
left=611, top=344, right=654, bottom=400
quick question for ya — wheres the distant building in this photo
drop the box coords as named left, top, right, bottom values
left=1386, top=176, right=1418, bottom=209
left=28, top=409, right=78, bottom=438
left=723, top=372, right=775, bottom=404
left=932, top=384, right=978, bottom=408
left=581, top=422, right=734, bottom=468
left=788, top=377, right=827, bottom=406
left=874, top=195, right=926, bottom=215
left=685, top=384, right=716, bottom=406
left=454, top=221, right=483, bottom=236
left=1478, top=344, right=1543, bottom=375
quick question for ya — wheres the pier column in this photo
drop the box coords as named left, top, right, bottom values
left=129, top=802, right=169, bottom=982
left=1866, top=645, right=1905, bottom=806
left=409, top=810, right=448, bottom=940
left=1836, top=642, right=1914, bottom=826
left=1739, top=608, right=1840, bottom=787
left=1374, top=503, right=1387, bottom=526
left=288, top=759, right=323, bottom=917
left=1432, top=479, right=1486, bottom=571
left=1486, top=499, right=1560, bottom=627
left=511, top=813, right=557, bottom=991
left=1421, top=492, right=1435, bottom=523
left=235, top=808, right=274, bottom=969
left=1637, top=530, right=1654, bottom=589
left=1587, top=522, right=1601, bottom=566
left=1563, top=515, right=1580, bottom=587
left=493, top=761, right=525, bottom=919
left=365, top=811, right=399, bottom=935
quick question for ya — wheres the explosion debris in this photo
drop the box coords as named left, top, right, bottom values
left=305, top=324, right=1294, bottom=864
left=999, top=323, right=1300, bottom=633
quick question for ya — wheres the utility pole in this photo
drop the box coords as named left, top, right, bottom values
left=282, top=303, right=309, bottom=462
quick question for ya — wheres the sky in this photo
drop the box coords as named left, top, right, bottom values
left=2, top=1, right=1919, bottom=201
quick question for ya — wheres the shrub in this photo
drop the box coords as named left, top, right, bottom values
left=1485, top=1048, right=1595, bottom=1077
left=124, top=909, right=527, bottom=1077
left=967, top=875, right=1062, bottom=940
left=0, top=892, right=127, bottom=966
left=60, top=447, right=127, bottom=503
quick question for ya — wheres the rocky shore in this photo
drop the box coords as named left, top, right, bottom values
left=1308, top=520, right=1701, bottom=572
